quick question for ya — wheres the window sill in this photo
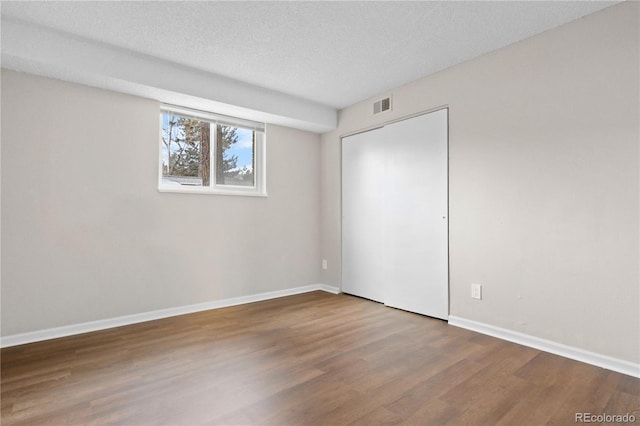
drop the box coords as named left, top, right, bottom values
left=158, top=185, right=268, bottom=197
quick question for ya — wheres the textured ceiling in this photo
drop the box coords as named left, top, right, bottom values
left=1, top=1, right=617, bottom=109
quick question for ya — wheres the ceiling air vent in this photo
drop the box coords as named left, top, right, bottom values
left=373, top=96, right=392, bottom=115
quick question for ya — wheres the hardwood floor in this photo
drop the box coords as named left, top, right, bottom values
left=2, top=291, right=638, bottom=425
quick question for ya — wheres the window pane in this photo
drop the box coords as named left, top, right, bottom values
left=161, top=113, right=211, bottom=186
left=215, top=125, right=255, bottom=187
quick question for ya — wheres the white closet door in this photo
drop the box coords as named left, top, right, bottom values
left=341, top=108, right=448, bottom=319
left=341, top=128, right=387, bottom=303
left=382, top=109, right=448, bottom=319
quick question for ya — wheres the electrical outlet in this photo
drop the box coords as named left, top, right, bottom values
left=322, top=259, right=328, bottom=270
left=471, top=283, right=482, bottom=300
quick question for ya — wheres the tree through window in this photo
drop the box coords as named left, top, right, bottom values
left=159, top=106, right=265, bottom=195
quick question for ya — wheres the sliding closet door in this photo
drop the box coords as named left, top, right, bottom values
left=341, top=128, right=387, bottom=303
left=383, top=109, right=448, bottom=319
left=341, top=108, right=448, bottom=319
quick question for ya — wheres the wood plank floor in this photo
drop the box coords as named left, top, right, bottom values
left=2, top=291, right=638, bottom=425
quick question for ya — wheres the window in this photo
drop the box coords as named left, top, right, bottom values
left=159, top=105, right=266, bottom=196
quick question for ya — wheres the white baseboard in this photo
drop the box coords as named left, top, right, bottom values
left=315, top=283, right=341, bottom=294
left=448, top=315, right=640, bottom=378
left=1, top=284, right=340, bottom=348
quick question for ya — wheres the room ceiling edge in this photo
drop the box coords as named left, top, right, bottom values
left=0, top=17, right=338, bottom=134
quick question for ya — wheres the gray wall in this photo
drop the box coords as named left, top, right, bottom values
left=1, top=69, right=321, bottom=336
left=320, top=2, right=639, bottom=363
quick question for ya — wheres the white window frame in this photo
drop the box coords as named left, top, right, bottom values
left=158, top=104, right=267, bottom=197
